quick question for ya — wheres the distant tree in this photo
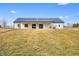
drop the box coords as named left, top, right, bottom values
left=67, top=23, right=73, bottom=28
left=67, top=23, right=70, bottom=27
left=73, top=23, right=76, bottom=27
left=73, top=23, right=79, bottom=27
left=3, top=20, right=7, bottom=28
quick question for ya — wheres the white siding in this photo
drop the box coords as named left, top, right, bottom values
left=14, top=23, right=19, bottom=29
left=14, top=22, right=64, bottom=29
left=50, top=23, right=64, bottom=29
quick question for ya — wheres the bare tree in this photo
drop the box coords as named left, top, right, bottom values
left=1, top=19, right=7, bottom=28
left=67, top=23, right=73, bottom=28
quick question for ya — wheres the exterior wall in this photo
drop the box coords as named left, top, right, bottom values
left=49, top=23, right=64, bottom=29
left=14, top=22, right=64, bottom=29
left=14, top=22, right=48, bottom=29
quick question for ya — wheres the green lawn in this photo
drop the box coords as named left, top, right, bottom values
left=0, top=28, right=79, bottom=56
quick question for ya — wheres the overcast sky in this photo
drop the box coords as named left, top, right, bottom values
left=0, top=3, right=79, bottom=26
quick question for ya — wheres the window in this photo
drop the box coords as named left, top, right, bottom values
left=39, top=24, right=43, bottom=29
left=49, top=26, right=51, bottom=29
left=53, top=27, right=55, bottom=29
left=32, top=24, right=36, bottom=29
left=24, top=24, right=28, bottom=27
left=17, top=24, right=20, bottom=28
left=59, top=25, right=60, bottom=27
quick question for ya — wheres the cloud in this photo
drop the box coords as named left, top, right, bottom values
left=64, top=16, right=69, bottom=18
left=59, top=16, right=69, bottom=19
left=59, top=16, right=64, bottom=19
left=77, top=12, right=79, bottom=15
left=10, top=10, right=16, bottom=14
left=57, top=3, right=69, bottom=5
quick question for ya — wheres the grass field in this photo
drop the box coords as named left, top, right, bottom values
left=0, top=28, right=79, bottom=56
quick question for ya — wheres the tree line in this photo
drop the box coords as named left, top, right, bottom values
left=73, top=23, right=79, bottom=27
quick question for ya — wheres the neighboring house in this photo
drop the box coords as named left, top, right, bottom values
left=0, top=24, right=2, bottom=28
left=0, top=21, right=3, bottom=28
left=13, top=18, right=64, bottom=29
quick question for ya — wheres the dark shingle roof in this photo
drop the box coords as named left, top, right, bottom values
left=14, top=18, right=64, bottom=23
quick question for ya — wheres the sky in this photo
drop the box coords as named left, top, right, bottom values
left=0, top=3, right=79, bottom=26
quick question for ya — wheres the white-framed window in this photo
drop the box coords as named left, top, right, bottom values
left=24, top=24, right=28, bottom=27
left=59, top=25, right=60, bottom=27
left=17, top=24, right=21, bottom=28
left=32, top=24, right=36, bottom=29
left=39, top=24, right=43, bottom=29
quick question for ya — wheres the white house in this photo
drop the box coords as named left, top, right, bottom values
left=13, top=18, right=64, bottom=29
